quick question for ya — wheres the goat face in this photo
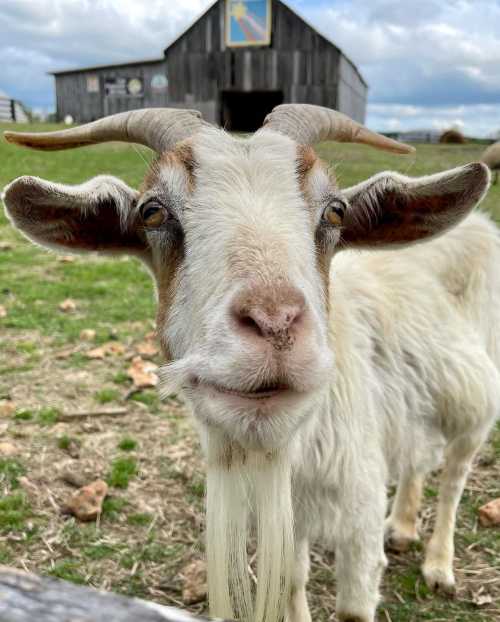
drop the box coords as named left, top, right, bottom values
left=151, top=128, right=335, bottom=450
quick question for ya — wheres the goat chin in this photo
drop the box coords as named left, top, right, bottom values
left=206, top=429, right=294, bottom=622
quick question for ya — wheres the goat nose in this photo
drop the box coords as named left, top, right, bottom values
left=231, top=286, right=306, bottom=347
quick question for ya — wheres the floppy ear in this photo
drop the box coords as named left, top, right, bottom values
left=2, top=175, right=148, bottom=256
left=340, top=162, right=490, bottom=249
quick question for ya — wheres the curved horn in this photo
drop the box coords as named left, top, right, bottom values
left=4, top=108, right=206, bottom=154
left=260, top=104, right=415, bottom=155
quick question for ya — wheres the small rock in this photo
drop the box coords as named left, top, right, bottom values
left=80, top=329, right=96, bottom=341
left=127, top=356, right=158, bottom=389
left=65, top=479, right=108, bottom=521
left=0, top=305, right=7, bottom=318
left=181, top=559, right=207, bottom=605
left=478, top=498, right=500, bottom=527
left=86, top=341, right=126, bottom=359
left=135, top=339, right=159, bottom=358
left=59, top=298, right=77, bottom=313
left=0, top=441, right=19, bottom=456
left=60, top=469, right=89, bottom=488
left=0, top=401, right=16, bottom=418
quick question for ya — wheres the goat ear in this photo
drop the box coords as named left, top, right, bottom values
left=2, top=175, right=147, bottom=256
left=340, top=163, right=490, bottom=249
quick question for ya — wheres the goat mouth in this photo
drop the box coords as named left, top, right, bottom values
left=194, top=379, right=291, bottom=400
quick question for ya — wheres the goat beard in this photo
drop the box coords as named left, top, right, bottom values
left=205, top=429, right=294, bottom=622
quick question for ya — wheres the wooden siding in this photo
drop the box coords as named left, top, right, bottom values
left=0, top=97, right=29, bottom=123
left=55, top=60, right=167, bottom=122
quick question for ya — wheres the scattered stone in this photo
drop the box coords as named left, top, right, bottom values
left=181, top=559, right=207, bottom=605
left=471, top=586, right=493, bottom=607
left=60, top=469, right=89, bottom=488
left=80, top=329, right=96, bottom=341
left=64, top=480, right=108, bottom=521
left=135, top=339, right=159, bottom=358
left=0, top=441, right=19, bottom=457
left=0, top=401, right=16, bottom=418
left=86, top=342, right=126, bottom=359
left=59, top=299, right=77, bottom=313
left=0, top=305, right=7, bottom=318
left=127, top=356, right=158, bottom=389
left=478, top=498, right=500, bottom=527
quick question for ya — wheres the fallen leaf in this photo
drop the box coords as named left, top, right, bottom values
left=471, top=586, right=493, bottom=607
left=80, top=329, right=96, bottom=341
left=135, top=339, right=159, bottom=358
left=478, top=498, right=500, bottom=527
left=86, top=341, right=125, bottom=359
left=59, top=298, right=77, bottom=313
left=0, top=401, right=16, bottom=418
left=0, top=441, right=19, bottom=457
left=127, top=356, right=158, bottom=389
left=64, top=480, right=108, bottom=522
left=181, top=559, right=207, bottom=605
left=0, top=305, right=7, bottom=318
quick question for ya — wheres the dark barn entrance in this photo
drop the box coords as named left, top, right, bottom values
left=221, top=90, right=284, bottom=132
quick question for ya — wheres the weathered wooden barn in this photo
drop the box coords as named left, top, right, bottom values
left=51, top=0, right=367, bottom=130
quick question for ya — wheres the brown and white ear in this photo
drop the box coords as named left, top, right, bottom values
left=340, top=162, right=490, bottom=249
left=2, top=175, right=147, bottom=256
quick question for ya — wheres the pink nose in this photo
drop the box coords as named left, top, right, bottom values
left=231, top=285, right=306, bottom=350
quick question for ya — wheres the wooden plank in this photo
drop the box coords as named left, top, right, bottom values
left=0, top=567, right=229, bottom=622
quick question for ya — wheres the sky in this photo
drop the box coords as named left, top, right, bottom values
left=1, top=0, right=499, bottom=137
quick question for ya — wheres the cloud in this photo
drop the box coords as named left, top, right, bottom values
left=300, top=0, right=500, bottom=135
left=1, top=0, right=500, bottom=136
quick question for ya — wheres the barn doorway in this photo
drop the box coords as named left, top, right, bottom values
left=221, top=90, right=284, bottom=132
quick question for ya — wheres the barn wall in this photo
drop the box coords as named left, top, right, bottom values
left=166, top=0, right=366, bottom=126
left=55, top=60, right=167, bottom=123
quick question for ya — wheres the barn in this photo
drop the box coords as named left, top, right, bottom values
left=51, top=0, right=368, bottom=131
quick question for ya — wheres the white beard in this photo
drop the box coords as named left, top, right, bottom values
left=205, top=430, right=294, bottom=622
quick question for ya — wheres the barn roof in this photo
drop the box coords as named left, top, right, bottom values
left=162, top=0, right=367, bottom=88
left=50, top=57, right=164, bottom=77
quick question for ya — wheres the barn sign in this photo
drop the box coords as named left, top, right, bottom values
left=226, top=0, right=272, bottom=47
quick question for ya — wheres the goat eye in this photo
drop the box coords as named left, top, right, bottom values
left=322, top=200, right=346, bottom=226
left=141, top=202, right=167, bottom=228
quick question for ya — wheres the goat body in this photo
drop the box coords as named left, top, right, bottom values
left=290, top=211, right=500, bottom=620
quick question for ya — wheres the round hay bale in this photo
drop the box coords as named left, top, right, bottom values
left=439, top=129, right=466, bottom=144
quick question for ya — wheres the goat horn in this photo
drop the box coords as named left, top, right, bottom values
left=260, top=104, right=415, bottom=155
left=4, top=108, right=206, bottom=154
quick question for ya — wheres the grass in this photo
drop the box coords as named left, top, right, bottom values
left=118, top=437, right=138, bottom=451
left=0, top=124, right=499, bottom=620
left=107, top=457, right=139, bottom=489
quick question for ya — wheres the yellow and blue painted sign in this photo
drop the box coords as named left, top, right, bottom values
left=226, top=0, right=272, bottom=47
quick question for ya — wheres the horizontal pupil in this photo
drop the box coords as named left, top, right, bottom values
left=143, top=206, right=160, bottom=220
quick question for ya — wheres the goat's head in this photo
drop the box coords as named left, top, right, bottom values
left=2, top=105, right=490, bottom=622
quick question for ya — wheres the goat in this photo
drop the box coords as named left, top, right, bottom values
left=2, top=105, right=498, bottom=622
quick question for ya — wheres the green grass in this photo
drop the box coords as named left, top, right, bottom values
left=126, top=512, right=153, bottom=526
left=118, top=437, right=138, bottom=452
left=0, top=458, right=26, bottom=488
left=37, top=406, right=60, bottom=426
left=0, top=494, right=30, bottom=532
left=95, top=388, right=120, bottom=404
left=107, top=457, right=138, bottom=489
left=49, top=559, right=86, bottom=585
left=13, top=409, right=33, bottom=421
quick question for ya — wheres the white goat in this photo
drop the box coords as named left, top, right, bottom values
left=3, top=105, right=498, bottom=622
